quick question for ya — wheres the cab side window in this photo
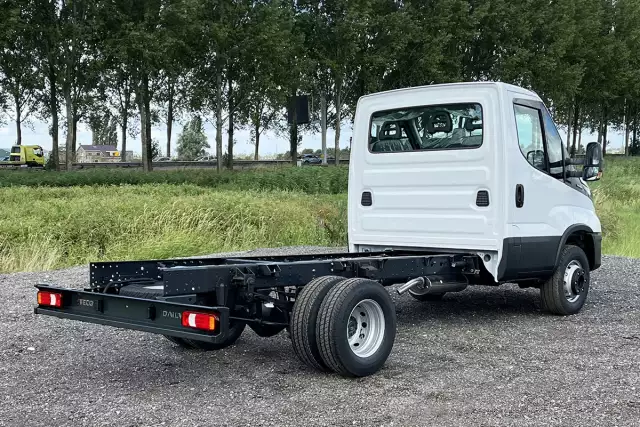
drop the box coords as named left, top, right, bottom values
left=514, top=104, right=546, bottom=171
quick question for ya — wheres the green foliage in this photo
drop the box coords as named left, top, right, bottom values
left=176, top=115, right=210, bottom=160
left=0, top=166, right=349, bottom=194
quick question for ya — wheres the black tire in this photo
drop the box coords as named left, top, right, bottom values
left=118, top=283, right=245, bottom=350
left=290, top=276, right=346, bottom=371
left=408, top=291, right=446, bottom=301
left=316, top=278, right=397, bottom=377
left=540, top=245, right=590, bottom=315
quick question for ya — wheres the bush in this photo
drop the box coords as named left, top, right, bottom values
left=0, top=166, right=349, bottom=194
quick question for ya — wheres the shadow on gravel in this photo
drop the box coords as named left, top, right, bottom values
left=392, top=285, right=545, bottom=326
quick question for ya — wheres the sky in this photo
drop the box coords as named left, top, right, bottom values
left=0, top=114, right=627, bottom=156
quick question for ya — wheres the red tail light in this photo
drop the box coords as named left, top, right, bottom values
left=37, top=291, right=63, bottom=308
left=182, top=311, right=218, bottom=331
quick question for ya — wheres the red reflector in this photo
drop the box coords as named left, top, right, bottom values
left=37, top=291, right=63, bottom=308
left=181, top=311, right=217, bottom=331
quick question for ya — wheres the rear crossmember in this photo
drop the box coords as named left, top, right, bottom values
left=34, top=251, right=483, bottom=377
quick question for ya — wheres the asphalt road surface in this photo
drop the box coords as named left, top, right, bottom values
left=1, top=247, right=639, bottom=427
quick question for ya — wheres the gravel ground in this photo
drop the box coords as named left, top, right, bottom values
left=1, top=247, right=640, bottom=427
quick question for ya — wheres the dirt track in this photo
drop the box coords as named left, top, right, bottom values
left=1, top=247, right=639, bottom=427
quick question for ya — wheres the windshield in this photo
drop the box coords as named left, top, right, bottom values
left=369, top=103, right=483, bottom=152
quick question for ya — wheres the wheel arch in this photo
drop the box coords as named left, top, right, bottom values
left=555, top=224, right=598, bottom=271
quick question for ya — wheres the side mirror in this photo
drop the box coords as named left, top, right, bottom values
left=527, top=150, right=545, bottom=169
left=583, top=142, right=603, bottom=181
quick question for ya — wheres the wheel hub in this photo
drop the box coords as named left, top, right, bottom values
left=563, top=260, right=585, bottom=303
left=347, top=299, right=385, bottom=358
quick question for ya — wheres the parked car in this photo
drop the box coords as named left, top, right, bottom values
left=301, top=154, right=322, bottom=164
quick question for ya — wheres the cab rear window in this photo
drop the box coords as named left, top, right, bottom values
left=369, top=103, right=483, bottom=153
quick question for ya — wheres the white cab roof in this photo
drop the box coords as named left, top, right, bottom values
left=359, top=81, right=540, bottom=103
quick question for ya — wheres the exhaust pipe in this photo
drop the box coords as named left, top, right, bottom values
left=397, top=277, right=431, bottom=295
left=397, top=276, right=468, bottom=295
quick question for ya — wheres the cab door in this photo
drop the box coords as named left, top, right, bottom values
left=502, top=94, right=599, bottom=280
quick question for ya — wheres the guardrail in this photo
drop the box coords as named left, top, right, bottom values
left=67, top=159, right=350, bottom=171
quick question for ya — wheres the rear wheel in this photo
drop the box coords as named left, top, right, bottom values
left=541, top=245, right=590, bottom=315
left=316, top=278, right=397, bottom=377
left=118, top=283, right=245, bottom=350
left=290, top=276, right=345, bottom=371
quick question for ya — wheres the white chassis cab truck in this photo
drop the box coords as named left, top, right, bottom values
left=33, top=82, right=603, bottom=377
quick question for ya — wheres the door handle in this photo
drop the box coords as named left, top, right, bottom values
left=516, top=184, right=524, bottom=208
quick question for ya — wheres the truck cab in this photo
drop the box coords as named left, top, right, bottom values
left=348, top=82, right=602, bottom=301
left=7, top=145, right=45, bottom=167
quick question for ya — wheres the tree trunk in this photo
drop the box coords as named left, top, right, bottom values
left=215, top=71, right=223, bottom=172
left=138, top=75, right=152, bottom=172
left=166, top=83, right=173, bottom=157
left=334, top=78, right=342, bottom=166
left=289, top=88, right=298, bottom=165
left=597, top=108, right=604, bottom=146
left=15, top=94, right=22, bottom=146
left=321, top=91, right=327, bottom=165
left=602, top=105, right=608, bottom=156
left=49, top=65, right=59, bottom=170
left=625, top=100, right=631, bottom=156
left=72, top=113, right=80, bottom=158
left=64, top=84, right=74, bottom=170
left=254, top=120, right=260, bottom=161
left=121, top=118, right=128, bottom=162
left=227, top=84, right=234, bottom=170
left=571, top=102, right=579, bottom=155
left=577, top=119, right=583, bottom=153
left=566, top=104, right=573, bottom=151
left=121, top=88, right=130, bottom=162
left=634, top=109, right=638, bottom=156
left=137, top=92, right=147, bottom=169
left=143, top=77, right=152, bottom=171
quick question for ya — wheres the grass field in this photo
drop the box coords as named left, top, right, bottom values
left=0, top=159, right=638, bottom=273
left=591, top=157, right=640, bottom=258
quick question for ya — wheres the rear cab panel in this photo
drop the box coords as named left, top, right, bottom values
left=348, top=83, right=507, bottom=279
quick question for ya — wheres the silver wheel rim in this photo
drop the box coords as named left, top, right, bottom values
left=563, top=260, right=584, bottom=303
left=347, top=299, right=385, bottom=358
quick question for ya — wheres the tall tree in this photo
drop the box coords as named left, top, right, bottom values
left=0, top=0, right=40, bottom=146
left=176, top=115, right=209, bottom=160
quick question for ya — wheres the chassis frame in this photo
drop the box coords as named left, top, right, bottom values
left=34, top=250, right=484, bottom=341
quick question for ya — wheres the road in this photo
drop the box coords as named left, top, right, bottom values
left=1, top=247, right=639, bottom=426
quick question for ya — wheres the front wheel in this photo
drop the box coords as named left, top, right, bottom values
left=540, top=245, right=590, bottom=315
left=316, top=278, right=397, bottom=377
